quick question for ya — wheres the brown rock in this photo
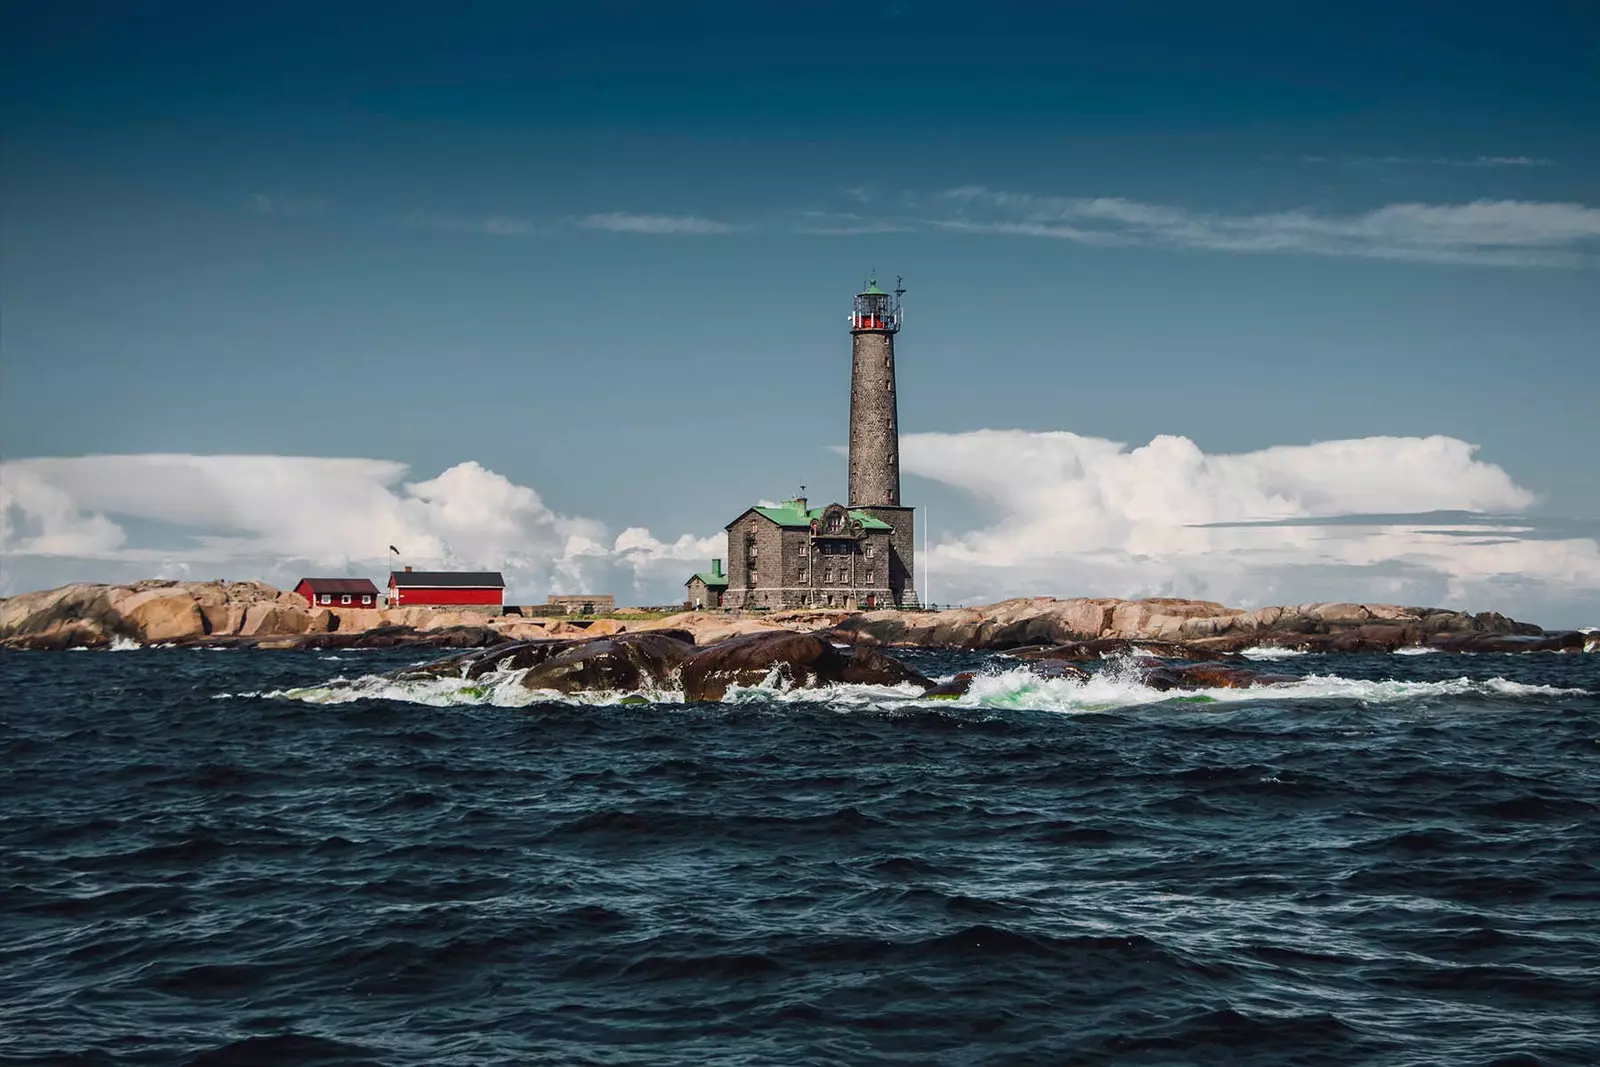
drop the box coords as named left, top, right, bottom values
left=1012, top=638, right=1241, bottom=663
left=924, top=672, right=976, bottom=699
left=679, top=630, right=932, bottom=702
left=118, top=588, right=206, bottom=642
left=240, top=602, right=311, bottom=637
left=1029, top=660, right=1092, bottom=682
left=521, top=633, right=697, bottom=694
left=1142, top=664, right=1271, bottom=691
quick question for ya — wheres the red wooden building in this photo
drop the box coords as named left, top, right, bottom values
left=294, top=577, right=381, bottom=608
left=388, top=568, right=506, bottom=611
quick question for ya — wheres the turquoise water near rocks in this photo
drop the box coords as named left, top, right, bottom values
left=3, top=647, right=1597, bottom=1065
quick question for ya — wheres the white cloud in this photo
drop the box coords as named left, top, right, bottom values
left=933, top=187, right=1600, bottom=267
left=578, top=212, right=736, bottom=235
left=5, top=441, right=1597, bottom=626
left=0, top=456, right=716, bottom=605
left=903, top=430, right=1600, bottom=625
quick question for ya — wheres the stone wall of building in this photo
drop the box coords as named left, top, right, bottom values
left=848, top=330, right=900, bottom=508
left=723, top=512, right=787, bottom=610
left=852, top=505, right=917, bottom=606
left=544, top=594, right=616, bottom=615
left=684, top=578, right=724, bottom=609
left=724, top=516, right=895, bottom=610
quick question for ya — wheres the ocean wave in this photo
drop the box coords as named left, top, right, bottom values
left=956, top=667, right=1589, bottom=713
left=108, top=636, right=141, bottom=652
left=260, top=660, right=1590, bottom=713
left=1239, top=646, right=1308, bottom=660
left=1394, top=646, right=1441, bottom=656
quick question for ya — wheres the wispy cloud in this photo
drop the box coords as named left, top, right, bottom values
left=578, top=212, right=735, bottom=235
left=1302, top=155, right=1556, bottom=168
left=933, top=187, right=1600, bottom=267
left=405, top=212, right=544, bottom=237
left=790, top=210, right=914, bottom=236
left=248, top=193, right=327, bottom=217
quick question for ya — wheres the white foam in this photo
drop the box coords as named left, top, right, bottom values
left=1393, top=646, right=1441, bottom=656
left=943, top=667, right=1589, bottom=713
left=1239, top=646, right=1307, bottom=661
left=108, top=636, right=141, bottom=652
left=259, top=659, right=1590, bottom=713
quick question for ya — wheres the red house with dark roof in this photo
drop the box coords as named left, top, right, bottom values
left=388, top=568, right=506, bottom=613
left=294, top=577, right=381, bottom=609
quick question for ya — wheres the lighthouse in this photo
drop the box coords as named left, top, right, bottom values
left=847, top=277, right=917, bottom=606
left=691, top=276, right=919, bottom=611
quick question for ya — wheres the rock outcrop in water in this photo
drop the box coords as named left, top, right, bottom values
left=389, top=628, right=935, bottom=701
left=677, top=631, right=934, bottom=701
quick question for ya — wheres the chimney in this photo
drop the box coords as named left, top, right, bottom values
left=711, top=558, right=723, bottom=578
left=404, top=565, right=412, bottom=572
left=794, top=496, right=807, bottom=512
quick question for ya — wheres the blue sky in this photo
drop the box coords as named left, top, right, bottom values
left=3, top=2, right=1598, bottom=624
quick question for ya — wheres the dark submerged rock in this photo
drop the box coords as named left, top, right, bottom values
left=1141, top=664, right=1284, bottom=691
left=924, top=672, right=977, bottom=700
left=678, top=631, right=933, bottom=702
left=1426, top=631, right=1590, bottom=654
left=520, top=633, right=698, bottom=694
left=1012, top=638, right=1241, bottom=663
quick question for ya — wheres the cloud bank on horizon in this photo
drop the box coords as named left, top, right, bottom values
left=900, top=432, right=1600, bottom=624
left=3, top=432, right=1598, bottom=625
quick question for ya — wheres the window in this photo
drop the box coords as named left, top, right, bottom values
left=341, top=594, right=352, bottom=605
left=867, top=570, right=875, bottom=584
left=362, top=595, right=372, bottom=605
left=798, top=544, right=807, bottom=558
left=320, top=594, right=331, bottom=605
left=865, top=544, right=874, bottom=558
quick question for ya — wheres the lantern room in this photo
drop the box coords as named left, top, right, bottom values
left=850, top=276, right=903, bottom=333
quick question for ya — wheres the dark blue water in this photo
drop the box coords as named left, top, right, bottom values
left=3, top=648, right=1597, bottom=1065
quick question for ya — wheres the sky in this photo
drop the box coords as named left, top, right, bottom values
left=2, top=1, right=1598, bottom=625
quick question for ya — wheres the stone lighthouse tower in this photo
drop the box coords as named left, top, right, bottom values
left=847, top=277, right=917, bottom=606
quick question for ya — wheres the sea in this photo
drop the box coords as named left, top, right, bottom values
left=2, top=645, right=1597, bottom=1066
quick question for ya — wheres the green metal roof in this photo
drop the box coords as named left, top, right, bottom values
left=748, top=503, right=892, bottom=530
left=860, top=279, right=887, bottom=295
left=687, top=573, right=729, bottom=588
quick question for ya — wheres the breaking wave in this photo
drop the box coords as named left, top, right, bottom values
left=1239, top=646, right=1308, bottom=660
left=265, top=661, right=1589, bottom=713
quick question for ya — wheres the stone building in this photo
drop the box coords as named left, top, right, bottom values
left=695, top=278, right=918, bottom=611
left=543, top=594, right=615, bottom=616
left=685, top=560, right=729, bottom=609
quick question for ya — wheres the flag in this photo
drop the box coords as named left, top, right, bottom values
left=389, top=545, right=399, bottom=554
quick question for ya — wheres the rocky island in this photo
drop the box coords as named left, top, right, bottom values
left=1, top=579, right=1592, bottom=699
